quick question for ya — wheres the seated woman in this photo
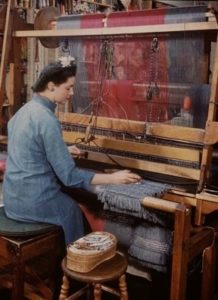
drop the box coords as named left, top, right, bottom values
left=3, top=60, right=141, bottom=245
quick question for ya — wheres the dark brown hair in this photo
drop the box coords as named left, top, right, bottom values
left=32, top=61, right=77, bottom=93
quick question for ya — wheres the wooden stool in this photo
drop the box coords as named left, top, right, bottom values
left=0, top=207, right=65, bottom=300
left=59, top=252, right=129, bottom=300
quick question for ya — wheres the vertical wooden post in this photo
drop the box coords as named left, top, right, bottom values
left=198, top=31, right=218, bottom=192
left=201, top=237, right=216, bottom=300
left=11, top=37, right=23, bottom=114
left=0, top=0, right=14, bottom=132
left=170, top=205, right=191, bottom=300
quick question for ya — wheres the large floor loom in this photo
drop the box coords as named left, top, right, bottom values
left=1, top=2, right=218, bottom=300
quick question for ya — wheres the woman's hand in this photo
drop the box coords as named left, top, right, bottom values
left=91, top=169, right=142, bottom=185
left=111, top=169, right=142, bottom=184
left=68, top=145, right=84, bottom=158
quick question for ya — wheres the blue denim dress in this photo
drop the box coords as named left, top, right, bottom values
left=3, top=94, right=94, bottom=244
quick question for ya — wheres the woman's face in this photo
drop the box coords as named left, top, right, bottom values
left=53, top=76, right=75, bottom=104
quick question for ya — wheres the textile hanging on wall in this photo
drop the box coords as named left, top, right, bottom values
left=57, top=6, right=209, bottom=127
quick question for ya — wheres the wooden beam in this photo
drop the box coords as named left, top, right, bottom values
left=14, top=21, right=218, bottom=38
left=72, top=149, right=201, bottom=180
left=196, top=192, right=218, bottom=204
left=59, top=112, right=205, bottom=144
left=204, top=121, right=218, bottom=145
left=63, top=130, right=201, bottom=162
left=59, top=112, right=145, bottom=133
left=146, top=123, right=205, bottom=144
left=142, top=196, right=182, bottom=213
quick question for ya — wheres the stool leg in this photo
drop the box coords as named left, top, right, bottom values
left=59, top=275, right=70, bottom=300
left=87, top=283, right=93, bottom=300
left=94, top=283, right=102, bottom=300
left=119, top=274, right=128, bottom=300
left=12, top=260, right=25, bottom=300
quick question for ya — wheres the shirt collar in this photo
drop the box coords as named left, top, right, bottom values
left=32, top=94, right=57, bottom=112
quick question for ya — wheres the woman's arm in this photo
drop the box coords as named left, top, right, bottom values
left=91, top=169, right=141, bottom=185
left=68, top=146, right=141, bottom=185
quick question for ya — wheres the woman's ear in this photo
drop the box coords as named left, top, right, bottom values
left=47, top=81, right=55, bottom=92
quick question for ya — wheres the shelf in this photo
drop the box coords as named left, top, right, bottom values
left=81, top=0, right=113, bottom=8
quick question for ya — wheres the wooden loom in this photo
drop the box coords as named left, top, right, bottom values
left=0, top=2, right=218, bottom=300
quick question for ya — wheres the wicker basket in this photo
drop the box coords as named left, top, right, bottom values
left=66, top=231, right=117, bottom=273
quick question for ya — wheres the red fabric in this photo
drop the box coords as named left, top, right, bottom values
left=107, top=9, right=165, bottom=27
left=80, top=13, right=105, bottom=28
left=79, top=204, right=105, bottom=232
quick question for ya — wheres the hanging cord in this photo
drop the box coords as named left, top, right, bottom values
left=59, top=38, right=147, bottom=146
left=93, top=40, right=114, bottom=119
left=146, top=36, right=160, bottom=101
left=83, top=40, right=116, bottom=143
left=75, top=40, right=110, bottom=145
left=74, top=38, right=146, bottom=140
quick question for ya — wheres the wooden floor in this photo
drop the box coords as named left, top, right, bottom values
left=0, top=269, right=201, bottom=300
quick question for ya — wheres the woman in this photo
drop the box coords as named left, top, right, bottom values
left=3, top=60, right=141, bottom=244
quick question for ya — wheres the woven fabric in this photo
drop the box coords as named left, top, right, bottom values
left=100, top=210, right=172, bottom=273
left=97, top=180, right=171, bottom=226
left=128, top=222, right=172, bottom=273
left=96, top=180, right=173, bottom=272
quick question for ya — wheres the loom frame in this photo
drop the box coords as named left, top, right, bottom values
left=0, top=2, right=218, bottom=300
